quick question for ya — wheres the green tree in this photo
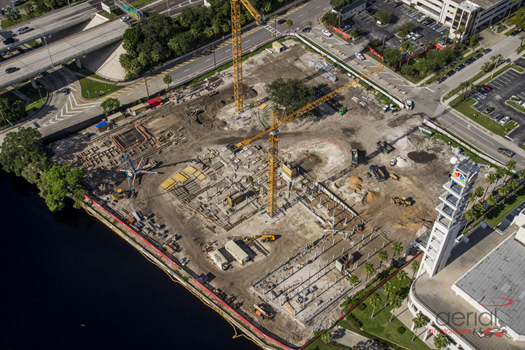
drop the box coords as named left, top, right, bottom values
left=511, top=8, right=525, bottom=30
left=499, top=186, right=509, bottom=198
left=4, top=5, right=20, bottom=22
left=486, top=194, right=497, bottom=207
left=383, top=281, right=397, bottom=306
left=38, top=164, right=87, bottom=212
left=163, top=75, right=172, bottom=90
left=22, top=3, right=34, bottom=16
left=473, top=203, right=485, bottom=216
left=481, top=61, right=493, bottom=73
left=508, top=178, right=518, bottom=191
left=389, top=293, right=403, bottom=323
left=0, top=127, right=46, bottom=178
left=364, top=262, right=374, bottom=281
left=520, top=35, right=525, bottom=47
left=474, top=186, right=484, bottom=198
left=410, top=260, right=419, bottom=279
left=411, top=312, right=426, bottom=343
left=398, top=22, right=415, bottom=36
left=434, top=333, right=449, bottom=349
left=349, top=275, right=359, bottom=286
left=375, top=9, right=391, bottom=24
left=496, top=167, right=505, bottom=181
left=350, top=28, right=365, bottom=39
left=369, top=293, right=382, bottom=319
left=485, top=173, right=496, bottom=198
left=100, top=97, right=120, bottom=116
left=405, top=42, right=415, bottom=65
left=330, top=0, right=351, bottom=8
left=383, top=48, right=402, bottom=66
left=399, top=41, right=410, bottom=66
left=391, top=241, right=403, bottom=258
left=468, top=33, right=480, bottom=47
left=266, top=78, right=314, bottom=113
left=467, top=192, right=477, bottom=209
left=397, top=270, right=408, bottom=282
left=378, top=250, right=389, bottom=266
left=321, top=331, right=333, bottom=344
left=505, top=160, right=517, bottom=182
left=0, top=97, right=25, bottom=127
left=504, top=0, right=519, bottom=24
left=286, top=19, right=293, bottom=33
left=519, top=169, right=525, bottom=180
left=321, top=11, right=339, bottom=26
left=464, top=209, right=477, bottom=222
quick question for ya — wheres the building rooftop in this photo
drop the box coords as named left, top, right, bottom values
left=455, top=233, right=525, bottom=335
left=336, top=0, right=366, bottom=13
left=467, top=0, right=501, bottom=10
left=456, top=159, right=480, bottom=178
left=411, top=224, right=524, bottom=350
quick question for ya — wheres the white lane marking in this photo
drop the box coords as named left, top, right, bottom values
left=184, top=68, right=190, bottom=72
left=205, top=58, right=211, bottom=62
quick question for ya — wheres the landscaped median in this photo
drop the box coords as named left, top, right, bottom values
left=507, top=100, right=525, bottom=113
left=78, top=78, right=124, bottom=100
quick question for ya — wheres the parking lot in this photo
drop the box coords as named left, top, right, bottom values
left=343, top=0, right=444, bottom=54
left=471, top=58, right=525, bottom=143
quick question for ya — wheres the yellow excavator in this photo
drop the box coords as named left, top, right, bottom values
left=254, top=234, right=276, bottom=242
left=391, top=197, right=414, bottom=207
left=112, top=189, right=129, bottom=200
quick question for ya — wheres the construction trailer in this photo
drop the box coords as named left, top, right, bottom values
left=225, top=240, right=249, bottom=265
left=147, top=96, right=163, bottom=108
left=208, top=250, right=230, bottom=270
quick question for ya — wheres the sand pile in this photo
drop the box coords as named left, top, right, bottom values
left=366, top=191, right=380, bottom=202
left=348, top=176, right=363, bottom=192
left=396, top=136, right=414, bottom=151
left=396, top=157, right=408, bottom=167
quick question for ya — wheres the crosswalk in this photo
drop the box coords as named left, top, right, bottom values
left=433, top=103, right=446, bottom=118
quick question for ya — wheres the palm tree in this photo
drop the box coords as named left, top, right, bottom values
left=518, top=169, right=525, bottom=180
left=508, top=178, right=518, bottom=191
left=459, top=81, right=470, bottom=101
left=286, top=19, right=293, bottom=34
left=369, top=293, right=382, bottom=319
left=467, top=192, right=477, bottom=209
left=364, top=262, right=374, bottom=282
left=474, top=186, right=484, bottom=199
left=400, top=42, right=410, bottom=67
left=486, top=194, right=497, bottom=207
left=397, top=270, right=408, bottom=282
left=464, top=209, right=477, bottom=222
left=473, top=203, right=485, bottom=216
left=405, top=42, right=415, bottom=66
left=495, top=167, right=505, bottom=182
left=391, top=241, right=403, bottom=258
left=163, top=75, right=172, bottom=90
left=389, top=293, right=403, bottom=323
left=411, top=312, right=427, bottom=343
left=504, top=0, right=518, bottom=24
left=505, top=161, right=517, bottom=182
left=434, top=333, right=449, bottom=349
left=410, top=260, right=420, bottom=279
left=383, top=281, right=398, bottom=307
left=378, top=250, right=389, bottom=266
left=321, top=332, right=333, bottom=344
left=349, top=275, right=359, bottom=286
left=455, top=26, right=466, bottom=47
left=499, top=186, right=509, bottom=198
left=485, top=173, right=496, bottom=199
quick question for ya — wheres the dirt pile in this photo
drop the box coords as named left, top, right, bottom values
left=396, top=157, right=409, bottom=167
left=348, top=176, right=363, bottom=192
left=408, top=151, right=437, bottom=164
left=396, top=136, right=414, bottom=151
left=366, top=191, right=380, bottom=202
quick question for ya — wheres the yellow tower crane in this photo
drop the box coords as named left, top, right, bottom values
left=255, top=65, right=384, bottom=217
left=230, top=0, right=265, bottom=114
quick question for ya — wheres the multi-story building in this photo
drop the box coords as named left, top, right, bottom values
left=402, top=0, right=523, bottom=39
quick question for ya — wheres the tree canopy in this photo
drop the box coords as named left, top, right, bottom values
left=330, top=0, right=352, bottom=9
left=100, top=97, right=120, bottom=115
left=511, top=7, right=525, bottom=30
left=375, top=9, right=391, bottom=24
left=0, top=127, right=46, bottom=177
left=38, top=164, right=87, bottom=211
left=0, top=97, right=26, bottom=127
left=265, top=78, right=314, bottom=113
left=321, top=11, right=340, bottom=27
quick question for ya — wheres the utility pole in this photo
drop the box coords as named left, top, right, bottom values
left=42, top=35, right=54, bottom=67
left=144, top=74, right=150, bottom=100
left=166, top=0, right=170, bottom=16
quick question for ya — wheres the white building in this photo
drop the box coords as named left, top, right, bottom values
left=332, top=0, right=367, bottom=21
left=402, top=0, right=524, bottom=39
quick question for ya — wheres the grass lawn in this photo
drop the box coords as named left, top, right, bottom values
left=518, top=46, right=525, bottom=55
left=451, top=97, right=518, bottom=137
left=26, top=98, right=46, bottom=113
left=26, top=40, right=41, bottom=48
left=78, top=77, right=123, bottom=99
left=338, top=277, right=431, bottom=350
left=1, top=15, right=30, bottom=29
left=18, top=83, right=46, bottom=102
left=485, top=186, right=525, bottom=227
left=507, top=101, right=525, bottom=113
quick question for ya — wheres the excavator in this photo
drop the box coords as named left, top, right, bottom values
left=391, top=197, right=414, bottom=207
left=253, top=234, right=276, bottom=242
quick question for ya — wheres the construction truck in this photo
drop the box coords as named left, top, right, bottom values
left=417, top=126, right=434, bottom=137
left=112, top=189, right=128, bottom=200
left=254, top=304, right=272, bottom=319
left=369, top=165, right=387, bottom=182
left=376, top=141, right=394, bottom=154
left=254, top=234, right=276, bottom=242
left=391, top=197, right=414, bottom=207
left=351, top=148, right=359, bottom=164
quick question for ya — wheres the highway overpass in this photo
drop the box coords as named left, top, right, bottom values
left=0, top=2, right=98, bottom=54
left=0, top=20, right=128, bottom=90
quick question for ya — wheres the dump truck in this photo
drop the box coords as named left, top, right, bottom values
left=417, top=126, right=434, bottom=137
left=351, top=148, right=359, bottom=164
left=369, top=165, right=387, bottom=182
left=391, top=197, right=414, bottom=206
left=376, top=141, right=394, bottom=154
left=253, top=234, right=276, bottom=242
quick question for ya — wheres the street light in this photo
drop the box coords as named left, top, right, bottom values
left=41, top=35, right=54, bottom=67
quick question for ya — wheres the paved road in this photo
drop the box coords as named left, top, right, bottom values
left=0, top=19, right=128, bottom=89
left=143, top=0, right=204, bottom=18
left=0, top=2, right=97, bottom=53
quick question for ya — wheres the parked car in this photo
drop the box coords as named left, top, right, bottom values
left=322, top=30, right=333, bottom=37
left=481, top=85, right=492, bottom=91
left=16, top=26, right=31, bottom=35
left=4, top=37, right=16, bottom=45
left=475, top=53, right=483, bottom=59
left=437, top=76, right=447, bottom=84
left=483, top=48, right=492, bottom=54
left=302, top=27, right=311, bottom=33
left=346, top=72, right=354, bottom=79
left=344, top=24, right=352, bottom=30
left=355, top=52, right=365, bottom=60
left=484, top=106, right=494, bottom=113
left=413, top=33, right=422, bottom=39
left=5, top=67, right=19, bottom=73
left=493, top=114, right=504, bottom=122
left=499, top=116, right=511, bottom=125
left=511, top=29, right=522, bottom=36
left=455, top=64, right=466, bottom=72
left=446, top=70, right=456, bottom=77
left=498, top=148, right=515, bottom=157
left=383, top=105, right=390, bottom=113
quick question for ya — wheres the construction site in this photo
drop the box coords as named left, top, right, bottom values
left=49, top=38, right=470, bottom=346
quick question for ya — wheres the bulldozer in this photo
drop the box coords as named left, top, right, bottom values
left=253, top=234, right=276, bottom=242
left=391, top=197, right=414, bottom=207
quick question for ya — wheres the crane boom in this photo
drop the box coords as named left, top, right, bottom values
left=233, top=65, right=385, bottom=150
left=231, top=0, right=265, bottom=114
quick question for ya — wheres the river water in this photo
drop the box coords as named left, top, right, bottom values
left=0, top=170, right=259, bottom=350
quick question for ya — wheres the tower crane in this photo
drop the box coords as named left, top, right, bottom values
left=239, top=66, right=385, bottom=217
left=122, top=153, right=159, bottom=198
left=230, top=0, right=265, bottom=114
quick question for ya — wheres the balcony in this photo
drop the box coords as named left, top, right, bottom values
left=436, top=214, right=452, bottom=229
left=436, top=202, right=456, bottom=221
left=439, top=192, right=460, bottom=209
left=443, top=181, right=463, bottom=197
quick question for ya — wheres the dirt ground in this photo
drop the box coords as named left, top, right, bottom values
left=49, top=39, right=485, bottom=347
